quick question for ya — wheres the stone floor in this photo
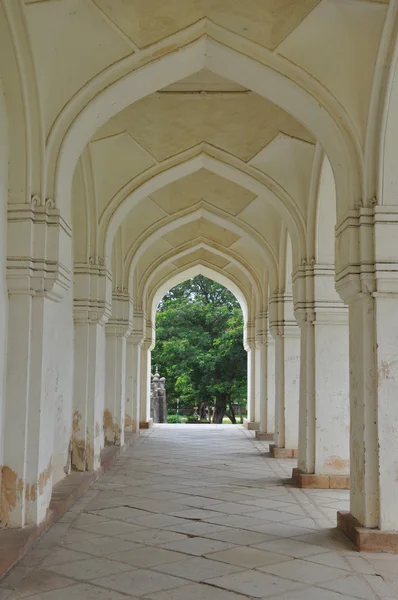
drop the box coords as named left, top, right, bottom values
left=2, top=425, right=398, bottom=600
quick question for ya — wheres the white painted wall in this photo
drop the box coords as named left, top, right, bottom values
left=0, top=80, right=8, bottom=473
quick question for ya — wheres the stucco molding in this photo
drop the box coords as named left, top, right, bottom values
left=7, top=200, right=72, bottom=301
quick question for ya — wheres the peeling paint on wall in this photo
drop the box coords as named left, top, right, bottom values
left=377, top=359, right=396, bottom=386
left=0, top=458, right=52, bottom=526
left=0, top=466, right=23, bottom=525
left=125, top=413, right=134, bottom=431
left=324, top=455, right=350, bottom=472
left=103, top=409, right=121, bottom=446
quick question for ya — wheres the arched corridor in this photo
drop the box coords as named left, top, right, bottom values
left=2, top=0, right=398, bottom=585
left=2, top=425, right=398, bottom=599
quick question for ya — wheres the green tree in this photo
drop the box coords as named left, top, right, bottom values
left=152, top=276, right=247, bottom=423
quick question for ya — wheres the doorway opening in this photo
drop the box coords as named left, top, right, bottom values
left=152, top=275, right=247, bottom=425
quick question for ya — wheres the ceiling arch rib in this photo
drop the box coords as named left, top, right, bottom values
left=103, top=151, right=304, bottom=267
left=51, top=28, right=361, bottom=224
left=138, top=241, right=263, bottom=317
left=123, top=206, right=278, bottom=294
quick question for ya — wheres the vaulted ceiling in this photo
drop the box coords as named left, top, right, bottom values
left=21, top=0, right=389, bottom=313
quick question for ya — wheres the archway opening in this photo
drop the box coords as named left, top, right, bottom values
left=152, top=275, right=247, bottom=425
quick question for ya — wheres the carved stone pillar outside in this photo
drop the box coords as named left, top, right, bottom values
left=150, top=368, right=167, bottom=423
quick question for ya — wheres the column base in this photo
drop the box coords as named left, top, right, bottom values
left=269, top=444, right=298, bottom=458
left=0, top=432, right=139, bottom=579
left=139, top=419, right=153, bottom=429
left=338, top=511, right=398, bottom=553
left=255, top=431, right=274, bottom=441
left=292, top=468, right=350, bottom=489
left=243, top=419, right=260, bottom=430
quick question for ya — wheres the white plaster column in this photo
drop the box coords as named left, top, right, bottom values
left=3, top=199, right=72, bottom=526
left=243, top=320, right=258, bottom=429
left=294, top=263, right=350, bottom=487
left=125, top=313, right=145, bottom=433
left=266, top=331, right=275, bottom=435
left=283, top=326, right=300, bottom=451
left=256, top=341, right=267, bottom=433
left=126, top=339, right=141, bottom=433
left=104, top=291, right=132, bottom=446
left=296, top=306, right=349, bottom=482
left=270, top=291, right=300, bottom=456
left=72, top=260, right=111, bottom=471
left=140, top=341, right=152, bottom=427
left=335, top=205, right=398, bottom=543
left=255, top=309, right=268, bottom=434
left=246, top=345, right=256, bottom=424
left=73, top=322, right=107, bottom=469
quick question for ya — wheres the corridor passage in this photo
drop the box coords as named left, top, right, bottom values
left=2, top=426, right=398, bottom=600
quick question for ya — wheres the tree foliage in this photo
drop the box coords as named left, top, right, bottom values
left=152, top=276, right=247, bottom=422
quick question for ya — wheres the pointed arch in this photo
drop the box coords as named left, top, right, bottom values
left=149, top=262, right=250, bottom=332
left=138, top=240, right=263, bottom=317
left=124, top=206, right=278, bottom=295
left=378, top=11, right=398, bottom=207
left=102, top=149, right=305, bottom=267
left=50, top=27, right=362, bottom=224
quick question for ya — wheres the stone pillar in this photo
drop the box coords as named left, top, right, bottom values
left=266, top=331, right=275, bottom=435
left=2, top=199, right=72, bottom=526
left=256, top=341, right=267, bottom=434
left=293, top=263, right=350, bottom=489
left=244, top=345, right=258, bottom=429
left=254, top=310, right=272, bottom=440
left=72, top=260, right=111, bottom=471
left=269, top=291, right=300, bottom=458
left=139, top=341, right=153, bottom=429
left=243, top=320, right=258, bottom=430
left=104, top=291, right=132, bottom=446
left=150, top=368, right=167, bottom=423
left=125, top=312, right=145, bottom=433
left=125, top=338, right=141, bottom=433
left=336, top=205, right=398, bottom=551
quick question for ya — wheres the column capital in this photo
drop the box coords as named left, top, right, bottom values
left=127, top=310, right=146, bottom=346
left=7, top=199, right=72, bottom=301
left=106, top=291, right=133, bottom=337
left=255, top=309, right=268, bottom=345
left=335, top=205, right=398, bottom=302
left=74, top=260, right=112, bottom=325
left=244, top=319, right=256, bottom=351
left=142, top=338, right=153, bottom=351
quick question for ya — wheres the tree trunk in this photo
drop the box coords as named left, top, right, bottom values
left=226, top=401, right=236, bottom=424
left=213, top=394, right=228, bottom=424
